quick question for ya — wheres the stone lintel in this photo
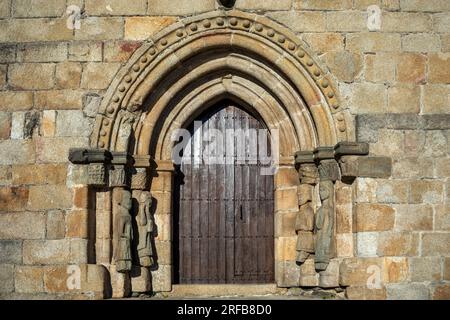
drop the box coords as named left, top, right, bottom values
left=69, top=148, right=111, bottom=165
left=295, top=151, right=315, bottom=165
left=334, top=142, right=369, bottom=158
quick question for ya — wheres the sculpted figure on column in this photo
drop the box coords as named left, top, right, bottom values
left=115, top=189, right=133, bottom=273
left=137, top=191, right=155, bottom=267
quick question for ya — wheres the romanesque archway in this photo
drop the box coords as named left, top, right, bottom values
left=69, top=9, right=365, bottom=297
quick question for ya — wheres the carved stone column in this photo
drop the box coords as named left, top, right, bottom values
left=294, top=151, right=318, bottom=265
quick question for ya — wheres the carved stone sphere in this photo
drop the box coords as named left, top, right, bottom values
left=218, top=0, right=236, bottom=8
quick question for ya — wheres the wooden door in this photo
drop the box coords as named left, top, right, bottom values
left=174, top=100, right=274, bottom=284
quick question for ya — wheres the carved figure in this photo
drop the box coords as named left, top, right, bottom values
left=137, top=192, right=155, bottom=267
left=314, top=181, right=335, bottom=271
left=115, top=189, right=133, bottom=273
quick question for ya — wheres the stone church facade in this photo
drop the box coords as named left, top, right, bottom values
left=0, top=0, right=449, bottom=300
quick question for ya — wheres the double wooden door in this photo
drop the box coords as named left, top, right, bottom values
left=174, top=101, right=274, bottom=284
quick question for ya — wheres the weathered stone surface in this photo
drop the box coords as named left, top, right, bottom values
left=0, top=1, right=10, bottom=18
left=0, top=212, right=46, bottom=240
left=355, top=178, right=377, bottom=203
left=86, top=0, right=147, bottom=16
left=69, top=42, right=103, bottom=62
left=409, top=257, right=441, bottom=282
left=125, top=17, right=177, bottom=41
left=148, top=0, right=216, bottom=15
left=346, top=286, right=386, bottom=300
left=0, top=112, right=11, bottom=140
left=377, top=232, right=419, bottom=256
left=376, top=180, right=408, bottom=204
left=421, top=233, right=450, bottom=256
left=396, top=53, right=427, bottom=84
left=275, top=188, right=298, bottom=212
left=13, top=0, right=66, bottom=18
left=267, top=12, right=326, bottom=32
left=81, top=63, right=120, bottom=90
left=323, top=51, right=362, bottom=83
left=56, top=62, right=82, bottom=89
left=35, top=90, right=84, bottom=110
left=0, top=264, right=14, bottom=294
left=56, top=110, right=94, bottom=138
left=295, top=0, right=351, bottom=10
left=151, top=264, right=171, bottom=292
left=302, top=33, right=344, bottom=53
left=276, top=260, right=300, bottom=288
left=0, top=18, right=74, bottom=42
left=387, top=85, right=420, bottom=113
left=0, top=91, right=33, bottom=111
left=9, top=63, right=55, bottom=90
left=356, top=232, right=378, bottom=257
left=355, top=204, right=395, bottom=232
left=336, top=233, right=353, bottom=258
left=41, top=110, right=56, bottom=137
left=74, top=18, right=124, bottom=41
left=298, top=258, right=319, bottom=287
left=364, top=53, right=396, bottom=83
left=46, top=210, right=66, bottom=239
left=386, top=283, right=429, bottom=300
left=326, top=11, right=366, bottom=32
left=15, top=266, right=44, bottom=293
left=319, top=260, right=340, bottom=288
left=23, top=239, right=71, bottom=264
left=402, top=34, right=440, bottom=52
left=66, top=209, right=89, bottom=239
left=433, top=13, right=450, bottom=33
left=383, top=257, right=408, bottom=283
left=104, top=41, right=142, bottom=62
left=429, top=54, right=450, bottom=83
left=393, top=158, right=434, bottom=179
left=432, top=284, right=450, bottom=300
left=410, top=180, right=444, bottom=204
left=12, top=164, right=67, bottom=185
left=435, top=205, right=450, bottom=231
left=131, top=267, right=152, bottom=293
left=349, top=83, right=386, bottom=113
left=275, top=167, right=298, bottom=188
left=28, top=185, right=72, bottom=210
left=17, top=43, right=67, bottom=62
left=0, top=240, right=22, bottom=264
left=0, top=140, right=35, bottom=165
left=276, top=236, right=297, bottom=261
left=394, top=204, right=433, bottom=231
left=423, top=85, right=450, bottom=114
left=36, top=137, right=89, bottom=163
left=382, top=12, right=432, bottom=32
left=339, top=257, right=383, bottom=286
left=347, top=33, right=401, bottom=52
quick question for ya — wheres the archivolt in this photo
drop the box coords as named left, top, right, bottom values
left=91, top=10, right=354, bottom=158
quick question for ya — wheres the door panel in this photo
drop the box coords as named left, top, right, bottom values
left=176, top=100, right=274, bottom=284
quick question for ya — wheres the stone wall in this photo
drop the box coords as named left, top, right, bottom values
left=0, top=0, right=449, bottom=299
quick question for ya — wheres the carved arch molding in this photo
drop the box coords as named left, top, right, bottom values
left=68, top=10, right=370, bottom=296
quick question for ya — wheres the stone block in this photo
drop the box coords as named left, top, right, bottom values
left=302, top=33, right=344, bottom=54
left=148, top=0, right=216, bottom=15
left=323, top=51, right=362, bottom=83
left=275, top=260, right=300, bottom=288
left=394, top=204, right=433, bottom=231
left=0, top=65, right=6, bottom=88
left=66, top=210, right=89, bottom=239
left=432, top=283, right=450, bottom=300
left=104, top=41, right=142, bottom=62
left=0, top=264, right=14, bottom=294
left=383, top=257, right=408, bottom=283
left=155, top=241, right=171, bottom=265
left=74, top=17, right=124, bottom=41
left=376, top=180, right=408, bottom=204
left=275, top=236, right=297, bottom=261
left=410, top=180, right=444, bottom=204
left=151, top=264, right=171, bottom=292
left=0, top=186, right=29, bottom=211
left=387, top=85, right=420, bottom=113
left=85, top=0, right=147, bottom=16
left=17, top=42, right=67, bottom=62
left=0, top=240, right=22, bottom=264
left=0, top=45, right=15, bottom=63
left=435, top=205, right=450, bottom=231
left=0, top=91, right=33, bottom=112
left=275, top=188, right=299, bottom=212
left=275, top=167, right=298, bottom=188
left=356, top=232, right=378, bottom=257
left=402, top=34, right=440, bottom=52
left=41, top=110, right=56, bottom=137
left=347, top=33, right=401, bottom=52
left=15, top=266, right=44, bottom=293
left=35, top=90, right=84, bottom=110
left=401, top=0, right=450, bottom=11
left=339, top=257, right=383, bottom=286
left=0, top=1, right=10, bottom=18
left=0, top=18, right=74, bottom=43
left=0, top=112, right=10, bottom=140
left=392, top=158, right=434, bottom=179
left=382, top=12, right=432, bottom=32
left=56, top=62, right=82, bottom=89
left=355, top=178, right=377, bottom=203
left=23, top=239, right=71, bottom=264
left=445, top=258, right=450, bottom=280
left=364, top=52, right=396, bottom=83
left=124, top=17, right=177, bottom=41
left=131, top=267, right=152, bottom=293
left=386, top=283, right=429, bottom=300
left=319, top=259, right=340, bottom=288
left=36, top=137, right=89, bottom=163
left=13, top=0, right=66, bottom=18
left=0, top=140, right=35, bottom=165
left=294, top=0, right=352, bottom=10
left=423, top=85, right=450, bottom=114
left=81, top=62, right=120, bottom=90
left=267, top=12, right=326, bottom=32
left=421, top=233, right=450, bottom=256
left=28, top=185, right=73, bottom=210
left=349, top=83, right=386, bottom=113
left=409, top=257, right=441, bottom=282
left=355, top=204, right=395, bottom=232
left=429, top=53, right=450, bottom=84
left=299, top=258, right=319, bottom=287
left=0, top=212, right=45, bottom=239
left=433, top=13, right=450, bottom=33
left=346, top=285, right=386, bottom=300
left=326, top=11, right=366, bottom=32
left=46, top=210, right=66, bottom=239
left=377, top=232, right=419, bottom=256
left=69, top=42, right=103, bottom=62
left=396, top=53, right=427, bottom=84
left=276, top=211, right=296, bottom=237
left=56, top=110, right=94, bottom=138
left=9, top=63, right=55, bottom=90
left=12, top=164, right=67, bottom=185
left=336, top=233, right=353, bottom=258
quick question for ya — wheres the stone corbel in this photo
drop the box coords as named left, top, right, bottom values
left=69, top=148, right=112, bottom=187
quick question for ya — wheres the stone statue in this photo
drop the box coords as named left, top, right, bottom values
left=136, top=191, right=155, bottom=267
left=314, top=181, right=335, bottom=271
left=115, top=189, right=133, bottom=273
